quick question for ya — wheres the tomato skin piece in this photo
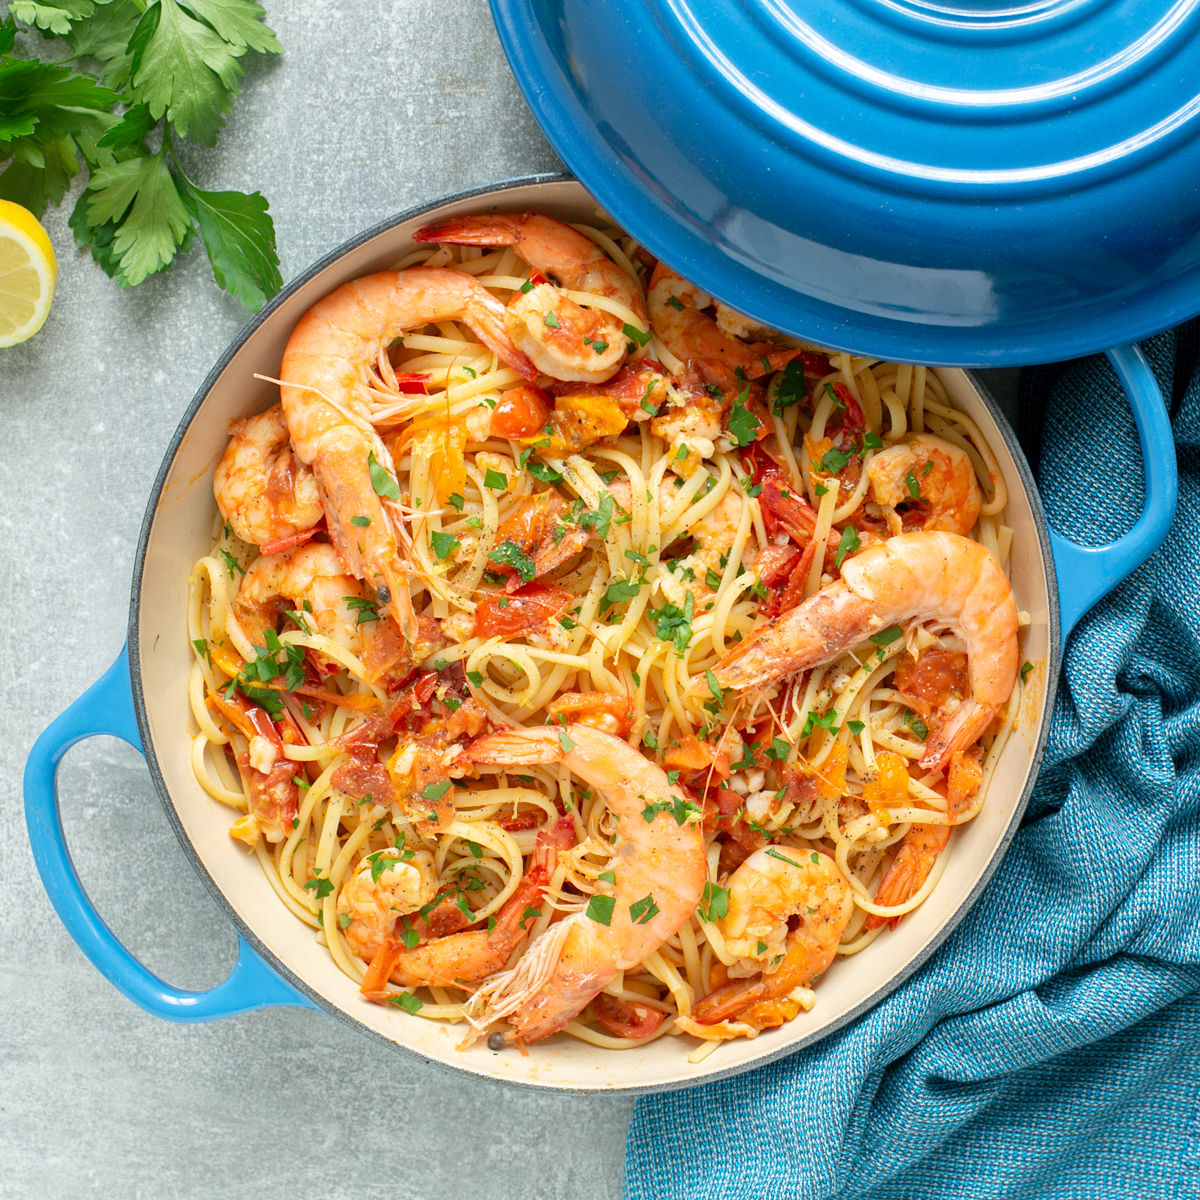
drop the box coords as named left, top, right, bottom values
left=492, top=385, right=552, bottom=439
left=593, top=993, right=666, bottom=1039
left=473, top=582, right=572, bottom=638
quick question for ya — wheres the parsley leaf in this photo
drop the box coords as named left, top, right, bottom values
left=586, top=894, right=615, bottom=925
left=726, top=395, right=761, bottom=447
left=430, top=530, right=460, bottom=560
left=771, top=358, right=806, bottom=416
left=820, top=446, right=851, bottom=474
left=834, top=526, right=861, bottom=569
left=82, top=150, right=191, bottom=286
left=648, top=593, right=694, bottom=656
left=869, top=626, right=903, bottom=646
left=488, top=539, right=535, bottom=581
left=386, top=991, right=423, bottom=1014
left=629, top=894, right=659, bottom=925
left=527, top=460, right=563, bottom=483
left=176, top=173, right=281, bottom=312
left=700, top=881, right=729, bottom=922
left=367, top=451, right=400, bottom=499
left=904, top=468, right=921, bottom=500
left=1020, top=660, right=1034, bottom=683
left=483, top=467, right=508, bottom=490
left=765, top=848, right=801, bottom=869
left=623, top=322, right=651, bottom=348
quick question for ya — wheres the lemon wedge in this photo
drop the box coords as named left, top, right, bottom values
left=0, top=199, right=58, bottom=348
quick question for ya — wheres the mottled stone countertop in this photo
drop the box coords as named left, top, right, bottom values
left=0, top=5, right=1021, bottom=1195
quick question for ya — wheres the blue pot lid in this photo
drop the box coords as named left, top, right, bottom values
left=491, top=0, right=1200, bottom=365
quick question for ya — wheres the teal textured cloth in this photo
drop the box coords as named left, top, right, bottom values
left=624, top=335, right=1200, bottom=1200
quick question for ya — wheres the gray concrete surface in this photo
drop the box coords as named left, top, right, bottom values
left=0, top=6, right=1026, bottom=1195
left=0, top=4, right=636, bottom=1198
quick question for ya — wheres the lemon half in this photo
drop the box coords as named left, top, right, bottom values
left=0, top=199, right=58, bottom=348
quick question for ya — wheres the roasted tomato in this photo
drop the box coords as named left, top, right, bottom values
left=473, top=582, right=572, bottom=638
left=491, top=384, right=552, bottom=439
left=593, top=993, right=665, bottom=1039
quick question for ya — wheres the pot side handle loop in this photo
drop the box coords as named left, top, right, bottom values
left=1048, top=344, right=1177, bottom=645
left=23, top=644, right=316, bottom=1022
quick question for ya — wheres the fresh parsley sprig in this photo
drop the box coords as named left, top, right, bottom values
left=0, top=1, right=284, bottom=310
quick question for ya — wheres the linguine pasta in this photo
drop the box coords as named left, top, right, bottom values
left=187, top=210, right=1026, bottom=1056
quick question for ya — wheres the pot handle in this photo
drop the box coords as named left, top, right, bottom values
left=23, top=644, right=316, bottom=1022
left=1048, top=344, right=1177, bottom=643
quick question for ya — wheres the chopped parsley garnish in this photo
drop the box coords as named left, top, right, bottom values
left=848, top=719, right=866, bottom=735
left=527, top=460, right=563, bottom=483
left=924, top=459, right=934, bottom=476
left=862, top=431, right=883, bottom=454
left=586, top=894, right=616, bottom=925
left=904, top=709, right=930, bottom=740
left=1020, top=661, right=1034, bottom=682
left=904, top=469, right=921, bottom=500
left=598, top=870, right=616, bottom=885
left=579, top=493, right=615, bottom=540
left=351, top=515, right=371, bottom=528
left=629, top=894, right=660, bottom=925
left=623, top=323, right=652, bottom=348
left=823, top=381, right=846, bottom=409
left=726, top=395, right=761, bottom=447
left=641, top=794, right=701, bottom=825
left=772, top=358, right=807, bottom=416
left=304, top=876, right=333, bottom=899
left=387, top=992, right=423, bottom=1014
left=764, top=737, right=792, bottom=763
left=706, top=670, right=724, bottom=704
left=705, top=567, right=722, bottom=590
left=667, top=295, right=685, bottom=312
left=488, top=539, right=536, bottom=581
left=467, top=670, right=484, bottom=686
left=368, top=451, right=401, bottom=500
left=642, top=727, right=659, bottom=751
left=648, top=593, right=694, bottom=656
left=431, top=530, right=460, bottom=560
left=218, top=548, right=244, bottom=579
left=543, top=310, right=560, bottom=329
left=801, top=709, right=840, bottom=738
left=520, top=906, right=542, bottom=929
left=464, top=367, right=477, bottom=379
left=820, top=446, right=851, bottom=474
left=592, top=340, right=609, bottom=353
left=869, top=626, right=903, bottom=646
left=834, top=526, right=861, bottom=568
left=558, top=732, right=575, bottom=753
left=421, top=780, right=452, bottom=802
left=483, top=467, right=508, bottom=490
left=343, top=596, right=380, bottom=625
left=700, top=881, right=729, bottom=922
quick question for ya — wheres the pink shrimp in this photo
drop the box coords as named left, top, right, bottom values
left=713, top=532, right=1018, bottom=772
left=280, top=268, right=536, bottom=640
left=414, top=212, right=649, bottom=384
left=459, top=724, right=707, bottom=1046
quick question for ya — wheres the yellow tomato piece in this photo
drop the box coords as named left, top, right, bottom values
left=546, top=393, right=628, bottom=453
left=863, top=750, right=911, bottom=828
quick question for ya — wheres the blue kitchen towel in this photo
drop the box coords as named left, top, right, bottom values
left=625, top=334, right=1200, bottom=1200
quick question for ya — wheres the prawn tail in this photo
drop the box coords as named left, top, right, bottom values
left=458, top=916, right=581, bottom=1048
left=919, top=699, right=996, bottom=773
left=412, top=216, right=521, bottom=248
left=460, top=303, right=540, bottom=381
left=464, top=727, right=567, bottom=767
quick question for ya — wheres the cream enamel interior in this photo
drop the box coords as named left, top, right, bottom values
left=133, top=180, right=1052, bottom=1092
